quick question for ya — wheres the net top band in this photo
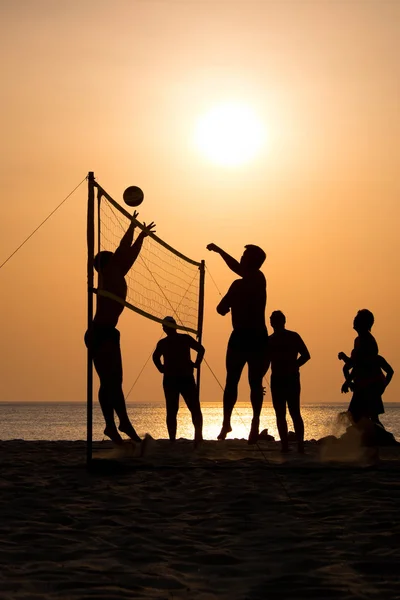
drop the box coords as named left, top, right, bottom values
left=94, top=182, right=202, bottom=268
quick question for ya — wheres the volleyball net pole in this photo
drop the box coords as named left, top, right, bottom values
left=86, top=171, right=95, bottom=466
left=196, top=260, right=205, bottom=396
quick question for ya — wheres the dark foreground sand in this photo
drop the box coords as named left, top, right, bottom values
left=1, top=438, right=400, bottom=600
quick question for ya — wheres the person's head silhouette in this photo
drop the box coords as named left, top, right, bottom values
left=94, top=250, right=114, bottom=273
left=240, top=245, right=266, bottom=273
left=270, top=310, right=286, bottom=332
left=162, top=316, right=177, bottom=335
left=353, top=309, right=374, bottom=333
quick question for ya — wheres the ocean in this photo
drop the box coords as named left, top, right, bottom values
left=1, top=401, right=399, bottom=442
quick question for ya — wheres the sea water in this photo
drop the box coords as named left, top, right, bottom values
left=0, top=401, right=399, bottom=442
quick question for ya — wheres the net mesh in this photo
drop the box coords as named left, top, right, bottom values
left=95, top=184, right=202, bottom=334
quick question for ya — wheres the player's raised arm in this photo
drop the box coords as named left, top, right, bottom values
left=115, top=210, right=139, bottom=254
left=206, top=243, right=242, bottom=276
left=120, top=220, right=156, bottom=275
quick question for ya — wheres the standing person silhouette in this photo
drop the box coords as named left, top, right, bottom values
left=268, top=311, right=310, bottom=453
left=206, top=243, right=269, bottom=444
left=152, top=316, right=205, bottom=444
left=84, top=212, right=156, bottom=444
left=338, top=309, right=391, bottom=424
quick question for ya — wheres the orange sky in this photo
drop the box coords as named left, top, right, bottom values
left=0, top=0, right=399, bottom=406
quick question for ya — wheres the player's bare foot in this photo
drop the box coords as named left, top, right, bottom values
left=247, top=428, right=259, bottom=445
left=118, top=422, right=141, bottom=443
left=248, top=419, right=260, bottom=445
left=104, top=426, right=124, bottom=445
left=217, top=425, right=232, bottom=440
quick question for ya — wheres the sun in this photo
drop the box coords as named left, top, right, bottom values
left=194, top=102, right=265, bottom=167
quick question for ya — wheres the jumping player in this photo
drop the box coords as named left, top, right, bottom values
left=206, top=242, right=269, bottom=444
left=84, top=212, right=156, bottom=444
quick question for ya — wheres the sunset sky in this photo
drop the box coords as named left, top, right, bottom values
left=0, top=0, right=399, bottom=407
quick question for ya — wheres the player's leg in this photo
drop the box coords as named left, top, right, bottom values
left=180, top=376, right=203, bottom=442
left=218, top=333, right=246, bottom=440
left=271, top=375, right=289, bottom=452
left=348, top=389, right=364, bottom=424
left=286, top=374, right=304, bottom=453
left=87, top=330, right=124, bottom=444
left=163, top=376, right=180, bottom=442
left=102, top=329, right=142, bottom=442
left=367, top=382, right=385, bottom=426
left=247, top=333, right=269, bottom=444
left=247, top=360, right=264, bottom=444
left=116, top=402, right=142, bottom=442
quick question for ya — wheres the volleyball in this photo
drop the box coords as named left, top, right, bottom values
left=123, top=186, right=144, bottom=207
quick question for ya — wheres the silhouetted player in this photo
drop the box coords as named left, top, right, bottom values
left=268, top=311, right=310, bottom=453
left=152, top=316, right=205, bottom=443
left=207, top=242, right=269, bottom=444
left=340, top=354, right=393, bottom=426
left=85, top=212, right=156, bottom=444
left=339, top=309, right=393, bottom=424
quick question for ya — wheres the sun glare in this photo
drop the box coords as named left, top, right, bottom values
left=194, top=103, right=265, bottom=167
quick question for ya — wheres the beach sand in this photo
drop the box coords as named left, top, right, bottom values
left=1, top=438, right=400, bottom=600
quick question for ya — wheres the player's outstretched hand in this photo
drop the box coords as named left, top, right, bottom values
left=142, top=222, right=156, bottom=236
left=132, top=210, right=139, bottom=220
left=207, top=243, right=220, bottom=253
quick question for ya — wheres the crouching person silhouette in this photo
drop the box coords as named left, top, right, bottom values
left=152, top=316, right=205, bottom=444
left=84, top=211, right=156, bottom=444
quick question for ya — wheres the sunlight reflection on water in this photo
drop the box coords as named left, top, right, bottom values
left=0, top=402, right=399, bottom=442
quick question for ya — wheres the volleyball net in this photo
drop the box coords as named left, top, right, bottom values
left=90, top=179, right=205, bottom=334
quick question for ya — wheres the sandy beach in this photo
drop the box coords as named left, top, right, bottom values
left=1, top=438, right=400, bottom=600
